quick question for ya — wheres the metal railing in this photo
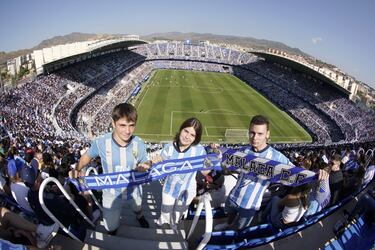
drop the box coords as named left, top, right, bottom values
left=187, top=193, right=213, bottom=250
left=85, top=167, right=103, bottom=211
left=39, top=177, right=95, bottom=241
left=365, top=148, right=374, bottom=157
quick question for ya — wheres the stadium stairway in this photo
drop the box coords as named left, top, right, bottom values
left=50, top=181, right=189, bottom=249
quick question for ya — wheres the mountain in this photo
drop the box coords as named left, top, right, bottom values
left=1, top=31, right=310, bottom=65
left=0, top=32, right=125, bottom=66
left=32, top=32, right=126, bottom=50
left=141, top=32, right=310, bottom=57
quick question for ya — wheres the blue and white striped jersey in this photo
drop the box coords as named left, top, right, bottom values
left=229, top=145, right=291, bottom=209
left=314, top=179, right=331, bottom=208
left=88, top=133, right=148, bottom=200
left=363, top=164, right=375, bottom=186
left=305, top=178, right=331, bottom=216
left=161, top=142, right=206, bottom=199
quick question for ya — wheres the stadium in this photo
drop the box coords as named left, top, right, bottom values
left=1, top=37, right=374, bottom=250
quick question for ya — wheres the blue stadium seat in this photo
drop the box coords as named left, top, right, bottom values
left=203, top=230, right=237, bottom=245
left=324, top=215, right=375, bottom=250
left=203, top=241, right=245, bottom=250
left=236, top=223, right=274, bottom=242
left=200, top=179, right=373, bottom=249
left=243, top=235, right=278, bottom=248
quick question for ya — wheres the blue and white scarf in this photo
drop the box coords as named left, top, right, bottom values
left=70, top=148, right=319, bottom=192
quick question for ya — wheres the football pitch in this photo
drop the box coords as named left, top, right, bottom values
left=133, top=69, right=312, bottom=143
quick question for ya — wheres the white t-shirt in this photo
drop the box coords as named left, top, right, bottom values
left=10, top=181, right=34, bottom=213
left=0, top=175, right=6, bottom=193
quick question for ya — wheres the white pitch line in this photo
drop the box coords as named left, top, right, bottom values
left=205, top=127, right=209, bottom=136
left=171, top=110, right=251, bottom=116
left=206, top=126, right=246, bottom=129
left=136, top=133, right=171, bottom=136
left=271, top=136, right=309, bottom=139
left=205, top=109, right=238, bottom=114
left=170, top=111, right=174, bottom=135
left=137, top=87, right=150, bottom=109
left=155, top=85, right=223, bottom=93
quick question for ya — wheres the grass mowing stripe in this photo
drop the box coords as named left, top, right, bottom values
left=197, top=73, right=232, bottom=129
left=134, top=69, right=312, bottom=143
left=222, top=82, right=251, bottom=118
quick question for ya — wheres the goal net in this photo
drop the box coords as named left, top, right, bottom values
left=224, top=129, right=249, bottom=142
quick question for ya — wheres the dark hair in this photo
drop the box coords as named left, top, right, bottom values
left=42, top=153, right=53, bottom=166
left=250, top=115, right=269, bottom=130
left=332, top=153, right=341, bottom=163
left=24, top=153, right=34, bottom=163
left=174, top=118, right=203, bottom=145
left=7, top=147, right=19, bottom=159
left=302, top=158, right=312, bottom=170
left=289, top=184, right=311, bottom=209
left=111, top=103, right=137, bottom=123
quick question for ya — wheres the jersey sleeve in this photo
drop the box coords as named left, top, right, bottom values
left=0, top=175, right=6, bottom=191
left=87, top=139, right=99, bottom=159
left=199, top=145, right=207, bottom=156
left=276, top=151, right=292, bottom=165
left=315, top=179, right=331, bottom=208
left=138, top=139, right=149, bottom=163
left=161, top=143, right=171, bottom=160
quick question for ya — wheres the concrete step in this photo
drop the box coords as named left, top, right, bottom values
left=141, top=182, right=163, bottom=207
left=50, top=234, right=104, bottom=250
left=85, top=229, right=188, bottom=250
left=120, top=204, right=161, bottom=218
left=184, top=217, right=228, bottom=249
left=99, top=211, right=159, bottom=228
left=95, top=223, right=186, bottom=242
left=118, top=226, right=186, bottom=242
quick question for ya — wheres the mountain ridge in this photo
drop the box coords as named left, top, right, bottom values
left=0, top=31, right=310, bottom=65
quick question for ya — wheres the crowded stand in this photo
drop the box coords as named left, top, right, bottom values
left=243, top=61, right=375, bottom=142
left=130, top=42, right=375, bottom=143
left=82, top=62, right=154, bottom=136
left=233, top=67, right=338, bottom=143
left=0, top=116, right=373, bottom=248
left=0, top=75, right=68, bottom=143
left=0, top=41, right=374, bottom=249
left=158, top=43, right=373, bottom=141
left=52, top=50, right=146, bottom=138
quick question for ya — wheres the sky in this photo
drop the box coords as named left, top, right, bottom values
left=1, top=0, right=374, bottom=88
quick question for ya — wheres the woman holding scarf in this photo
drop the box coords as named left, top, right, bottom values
left=154, top=117, right=206, bottom=229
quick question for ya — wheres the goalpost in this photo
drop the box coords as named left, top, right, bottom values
left=224, top=129, right=249, bottom=142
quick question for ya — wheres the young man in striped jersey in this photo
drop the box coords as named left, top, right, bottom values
left=76, top=103, right=151, bottom=234
left=215, top=115, right=292, bottom=231
left=215, top=115, right=329, bottom=231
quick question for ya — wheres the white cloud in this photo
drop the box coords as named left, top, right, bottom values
left=312, top=37, right=323, bottom=44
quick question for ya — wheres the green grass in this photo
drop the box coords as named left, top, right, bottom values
left=133, top=69, right=312, bottom=143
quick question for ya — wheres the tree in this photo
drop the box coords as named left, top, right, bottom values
left=17, top=66, right=28, bottom=79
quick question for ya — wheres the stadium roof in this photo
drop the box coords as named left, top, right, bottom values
left=88, top=39, right=148, bottom=53
left=252, top=51, right=351, bottom=97
left=42, top=39, right=148, bottom=74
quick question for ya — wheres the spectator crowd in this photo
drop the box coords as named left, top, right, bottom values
left=0, top=41, right=374, bottom=248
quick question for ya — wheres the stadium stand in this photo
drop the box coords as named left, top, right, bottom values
left=0, top=41, right=374, bottom=249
